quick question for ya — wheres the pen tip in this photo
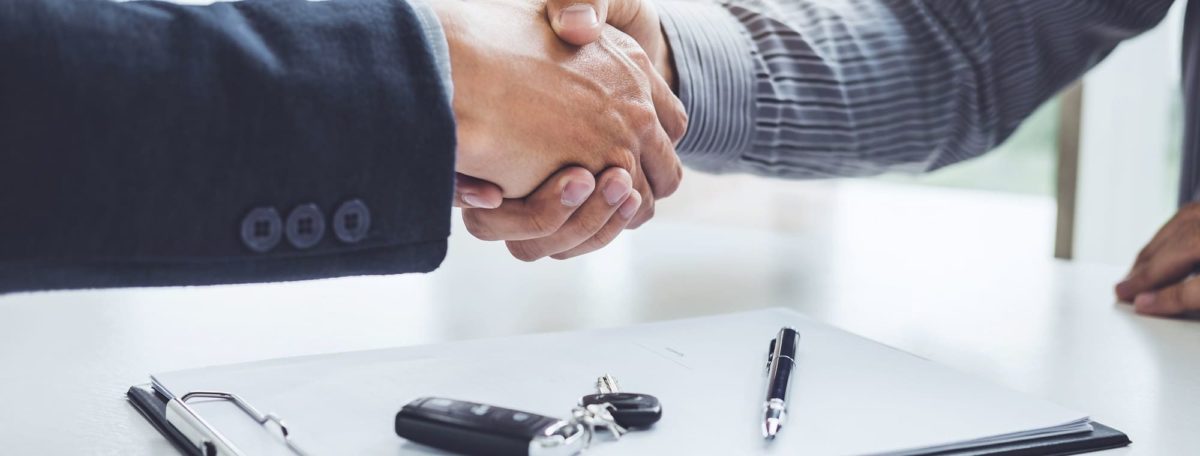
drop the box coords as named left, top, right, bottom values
left=763, top=419, right=782, bottom=439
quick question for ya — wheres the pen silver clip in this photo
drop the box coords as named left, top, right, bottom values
left=765, top=338, right=777, bottom=374
left=163, top=390, right=311, bottom=456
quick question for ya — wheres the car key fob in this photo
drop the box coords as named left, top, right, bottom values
left=580, top=374, right=663, bottom=429
left=579, top=392, right=662, bottom=428
left=395, top=397, right=586, bottom=456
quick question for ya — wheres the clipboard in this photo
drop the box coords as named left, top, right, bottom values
left=128, top=384, right=312, bottom=456
left=125, top=308, right=1132, bottom=455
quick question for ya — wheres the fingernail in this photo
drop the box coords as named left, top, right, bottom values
left=602, top=178, right=632, bottom=206
left=1134, top=292, right=1157, bottom=309
left=462, top=193, right=497, bottom=209
left=559, top=4, right=598, bottom=28
left=561, top=180, right=592, bottom=207
left=618, top=195, right=640, bottom=219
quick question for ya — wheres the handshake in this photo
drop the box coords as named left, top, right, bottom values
left=431, top=0, right=685, bottom=261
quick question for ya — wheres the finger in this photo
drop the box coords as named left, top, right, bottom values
left=505, top=168, right=633, bottom=261
left=461, top=167, right=595, bottom=241
left=1125, top=205, right=1200, bottom=271
left=625, top=170, right=656, bottom=229
left=1115, top=248, right=1200, bottom=302
left=552, top=190, right=642, bottom=260
left=546, top=0, right=608, bottom=46
left=1133, top=276, right=1200, bottom=316
left=631, top=42, right=688, bottom=144
left=454, top=173, right=503, bottom=209
left=651, top=70, right=688, bottom=145
left=635, top=109, right=683, bottom=200
left=1116, top=227, right=1181, bottom=300
left=602, top=0, right=646, bottom=29
left=1130, top=221, right=1182, bottom=268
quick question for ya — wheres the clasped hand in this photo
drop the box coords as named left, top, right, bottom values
left=434, top=0, right=681, bottom=261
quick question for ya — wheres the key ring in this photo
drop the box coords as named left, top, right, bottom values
left=569, top=402, right=628, bottom=449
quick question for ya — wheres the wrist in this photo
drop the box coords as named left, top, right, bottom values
left=409, top=0, right=455, bottom=103
left=429, top=0, right=472, bottom=120
left=430, top=0, right=462, bottom=45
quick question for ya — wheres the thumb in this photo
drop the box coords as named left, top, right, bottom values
left=547, top=0, right=607, bottom=46
left=454, top=173, right=503, bottom=209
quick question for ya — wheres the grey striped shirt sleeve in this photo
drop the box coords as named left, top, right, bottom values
left=657, top=0, right=1177, bottom=178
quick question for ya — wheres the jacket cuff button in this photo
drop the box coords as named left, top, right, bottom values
left=240, top=207, right=283, bottom=253
left=285, top=203, right=326, bottom=249
left=332, top=199, right=371, bottom=244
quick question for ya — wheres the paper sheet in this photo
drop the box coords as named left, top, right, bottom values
left=151, top=308, right=1089, bottom=455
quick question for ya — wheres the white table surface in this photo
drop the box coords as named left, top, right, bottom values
left=1, top=184, right=1197, bottom=455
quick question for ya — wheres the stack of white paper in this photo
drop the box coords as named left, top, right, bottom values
left=149, top=308, right=1094, bottom=455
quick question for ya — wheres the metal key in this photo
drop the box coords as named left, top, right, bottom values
left=579, top=374, right=663, bottom=428
left=571, top=403, right=627, bottom=442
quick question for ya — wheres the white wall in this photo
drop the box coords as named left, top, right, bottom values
left=1073, top=3, right=1186, bottom=266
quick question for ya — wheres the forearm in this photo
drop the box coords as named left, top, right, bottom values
left=0, top=0, right=456, bottom=291
left=659, top=0, right=1176, bottom=178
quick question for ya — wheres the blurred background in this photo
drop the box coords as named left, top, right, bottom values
left=638, top=2, right=1190, bottom=270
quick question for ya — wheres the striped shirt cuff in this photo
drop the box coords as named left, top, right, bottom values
left=657, top=1, right=757, bottom=172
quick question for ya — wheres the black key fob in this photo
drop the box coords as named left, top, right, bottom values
left=395, top=397, right=586, bottom=456
left=580, top=393, right=662, bottom=428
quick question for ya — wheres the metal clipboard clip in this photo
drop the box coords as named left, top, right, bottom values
left=164, top=390, right=312, bottom=456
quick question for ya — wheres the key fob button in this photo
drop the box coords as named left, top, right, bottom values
left=420, top=397, right=455, bottom=411
left=396, top=397, right=586, bottom=456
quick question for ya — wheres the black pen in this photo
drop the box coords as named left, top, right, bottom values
left=763, top=326, right=801, bottom=440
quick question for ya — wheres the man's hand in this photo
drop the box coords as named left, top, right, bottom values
left=546, top=0, right=680, bottom=124
left=1115, top=202, right=1200, bottom=317
left=445, top=0, right=685, bottom=261
left=546, top=0, right=676, bottom=88
left=435, top=0, right=681, bottom=201
left=459, top=167, right=642, bottom=260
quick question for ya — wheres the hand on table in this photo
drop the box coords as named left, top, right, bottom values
left=452, top=0, right=683, bottom=261
left=1116, top=202, right=1200, bottom=317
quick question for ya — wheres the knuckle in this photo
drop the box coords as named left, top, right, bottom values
left=655, top=164, right=682, bottom=198
left=634, top=104, right=658, bottom=130
left=572, top=208, right=611, bottom=236
left=629, top=48, right=652, bottom=68
left=669, top=109, right=690, bottom=142
left=608, top=148, right=637, bottom=173
left=1160, top=287, right=1186, bottom=313
left=1185, top=287, right=1200, bottom=311
left=577, top=233, right=615, bottom=256
left=461, top=211, right=499, bottom=241
left=1135, top=247, right=1152, bottom=263
left=506, top=241, right=544, bottom=262
left=574, top=224, right=623, bottom=258
left=665, top=120, right=686, bottom=144
left=524, top=212, right=560, bottom=238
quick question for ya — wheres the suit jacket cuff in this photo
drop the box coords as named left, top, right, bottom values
left=408, top=0, right=453, bottom=103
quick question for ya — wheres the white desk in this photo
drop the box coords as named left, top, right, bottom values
left=0, top=184, right=1197, bottom=454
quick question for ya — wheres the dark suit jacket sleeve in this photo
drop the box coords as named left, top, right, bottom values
left=0, top=0, right=457, bottom=292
